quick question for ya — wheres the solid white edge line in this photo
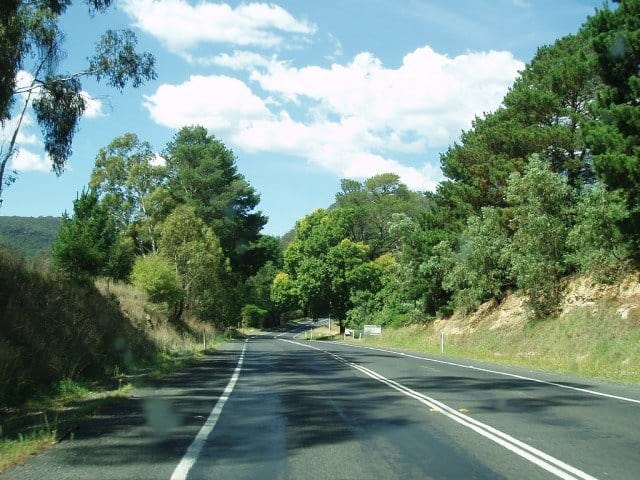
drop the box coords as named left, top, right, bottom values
left=170, top=340, right=248, bottom=480
left=282, top=339, right=599, bottom=480
left=327, top=341, right=640, bottom=405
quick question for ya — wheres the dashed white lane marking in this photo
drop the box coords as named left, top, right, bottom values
left=328, top=341, right=640, bottom=405
left=282, top=338, right=599, bottom=480
left=170, top=340, right=248, bottom=480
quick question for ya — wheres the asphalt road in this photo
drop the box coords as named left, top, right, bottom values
left=3, top=322, right=640, bottom=479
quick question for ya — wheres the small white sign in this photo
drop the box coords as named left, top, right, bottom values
left=363, top=324, right=382, bottom=336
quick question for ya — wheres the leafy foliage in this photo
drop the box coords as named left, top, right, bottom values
left=443, top=208, right=511, bottom=313
left=32, top=77, right=86, bottom=173
left=52, top=189, right=131, bottom=279
left=130, top=254, right=182, bottom=307
left=90, top=133, right=167, bottom=254
left=241, top=304, right=268, bottom=328
left=566, top=184, right=631, bottom=281
left=0, top=0, right=156, bottom=203
left=583, top=0, right=640, bottom=250
left=163, top=126, right=267, bottom=275
left=157, top=204, right=236, bottom=323
left=505, top=156, right=575, bottom=316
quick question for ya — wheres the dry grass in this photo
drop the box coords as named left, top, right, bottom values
left=0, top=431, right=56, bottom=472
left=349, top=295, right=640, bottom=383
left=95, top=278, right=224, bottom=357
left=1, top=266, right=233, bottom=472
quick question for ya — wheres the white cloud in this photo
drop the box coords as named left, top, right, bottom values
left=143, top=74, right=273, bottom=131
left=120, top=0, right=317, bottom=55
left=251, top=47, right=523, bottom=146
left=143, top=45, right=523, bottom=191
left=150, top=153, right=166, bottom=167
left=194, top=50, right=276, bottom=70
left=14, top=70, right=37, bottom=98
left=81, top=91, right=104, bottom=118
left=10, top=149, right=50, bottom=172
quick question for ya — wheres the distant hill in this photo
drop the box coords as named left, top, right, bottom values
left=0, top=216, right=62, bottom=258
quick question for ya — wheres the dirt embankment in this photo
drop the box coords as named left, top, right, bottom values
left=409, top=274, right=640, bottom=382
left=434, top=274, right=640, bottom=337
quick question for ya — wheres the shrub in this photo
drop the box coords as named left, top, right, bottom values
left=505, top=156, right=574, bottom=317
left=130, top=255, right=182, bottom=306
left=241, top=304, right=268, bottom=328
left=566, top=184, right=631, bottom=282
left=443, top=208, right=511, bottom=313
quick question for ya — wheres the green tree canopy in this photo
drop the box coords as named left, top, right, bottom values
left=163, top=126, right=267, bottom=273
left=505, top=156, right=575, bottom=316
left=90, top=133, right=167, bottom=254
left=52, top=188, right=131, bottom=279
left=334, top=173, right=426, bottom=258
left=0, top=1, right=156, bottom=203
left=157, top=204, right=232, bottom=322
left=583, top=0, right=640, bottom=251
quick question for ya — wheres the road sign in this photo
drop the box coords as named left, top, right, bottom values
left=363, top=324, right=382, bottom=336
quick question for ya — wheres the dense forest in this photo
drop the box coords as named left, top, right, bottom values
left=2, top=0, right=640, bottom=406
left=30, top=0, right=640, bottom=331
left=270, top=1, right=640, bottom=330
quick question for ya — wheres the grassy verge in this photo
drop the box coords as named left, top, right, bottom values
left=0, top=323, right=251, bottom=475
left=0, top=265, right=246, bottom=473
left=333, top=303, right=640, bottom=383
left=0, top=380, right=132, bottom=473
left=0, top=337, right=233, bottom=474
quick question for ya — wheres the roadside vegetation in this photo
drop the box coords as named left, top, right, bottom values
left=3, top=0, right=640, bottom=472
left=271, top=2, right=640, bottom=349
left=0, top=248, right=237, bottom=473
left=345, top=285, right=640, bottom=383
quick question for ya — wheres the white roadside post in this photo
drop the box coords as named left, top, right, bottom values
left=440, top=332, right=444, bottom=353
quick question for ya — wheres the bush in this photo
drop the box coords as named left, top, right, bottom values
left=52, top=189, right=129, bottom=279
left=505, top=156, right=574, bottom=317
left=566, top=184, right=630, bottom=282
left=241, top=304, right=268, bottom=328
left=130, top=255, right=183, bottom=306
left=443, top=208, right=511, bottom=313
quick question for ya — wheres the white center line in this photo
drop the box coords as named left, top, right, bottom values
left=330, top=341, right=640, bottom=405
left=170, top=340, right=248, bottom=480
left=282, top=338, right=599, bottom=480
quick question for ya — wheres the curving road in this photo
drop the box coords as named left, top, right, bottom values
left=3, top=322, right=640, bottom=479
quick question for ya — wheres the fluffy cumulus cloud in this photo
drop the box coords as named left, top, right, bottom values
left=81, top=92, right=104, bottom=118
left=143, top=75, right=273, bottom=130
left=251, top=47, right=522, bottom=146
left=195, top=50, right=276, bottom=70
left=143, top=44, right=523, bottom=190
left=10, top=149, right=50, bottom=172
left=120, top=0, right=316, bottom=56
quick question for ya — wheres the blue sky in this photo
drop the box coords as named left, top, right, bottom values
left=1, top=0, right=606, bottom=236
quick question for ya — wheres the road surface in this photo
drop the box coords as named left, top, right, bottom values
left=3, top=322, right=639, bottom=479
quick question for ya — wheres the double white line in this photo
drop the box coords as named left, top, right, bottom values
left=283, top=339, right=598, bottom=480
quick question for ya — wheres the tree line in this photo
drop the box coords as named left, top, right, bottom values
left=10, top=1, right=640, bottom=333
left=270, top=1, right=640, bottom=329
left=52, top=127, right=281, bottom=328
